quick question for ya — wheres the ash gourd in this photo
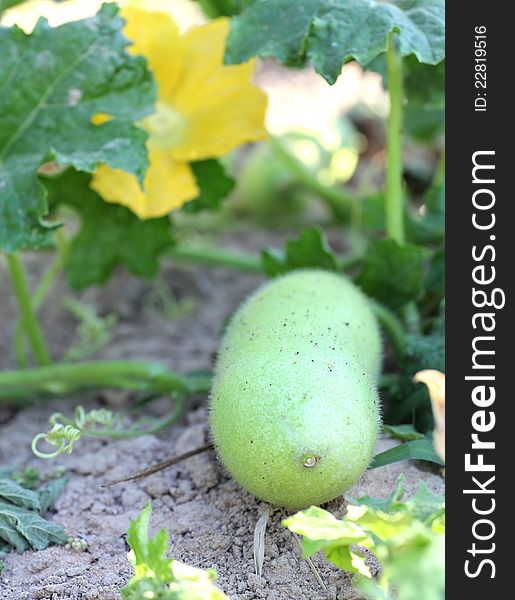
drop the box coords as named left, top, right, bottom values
left=210, top=270, right=381, bottom=509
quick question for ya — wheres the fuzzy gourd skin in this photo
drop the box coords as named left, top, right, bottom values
left=210, top=270, right=381, bottom=509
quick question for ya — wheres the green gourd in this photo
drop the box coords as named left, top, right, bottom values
left=210, top=270, right=381, bottom=509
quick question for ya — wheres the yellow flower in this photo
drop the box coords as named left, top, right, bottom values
left=91, top=7, right=268, bottom=218
left=414, top=369, right=445, bottom=462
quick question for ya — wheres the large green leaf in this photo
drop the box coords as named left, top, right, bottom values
left=45, top=170, right=173, bottom=289
left=226, top=0, right=445, bottom=84
left=0, top=500, right=67, bottom=550
left=386, top=307, right=445, bottom=428
left=0, top=3, right=156, bottom=252
left=0, top=479, right=40, bottom=511
left=356, top=239, right=427, bottom=309
left=0, top=470, right=68, bottom=572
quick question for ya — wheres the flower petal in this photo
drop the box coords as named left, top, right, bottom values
left=414, top=369, right=445, bottom=462
left=121, top=6, right=185, bottom=101
left=170, top=18, right=268, bottom=161
left=91, top=148, right=198, bottom=219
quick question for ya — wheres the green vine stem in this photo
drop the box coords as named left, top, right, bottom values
left=6, top=253, right=51, bottom=367
left=168, top=244, right=263, bottom=273
left=0, top=360, right=199, bottom=401
left=385, top=32, right=405, bottom=244
left=31, top=400, right=189, bottom=459
left=169, top=242, right=363, bottom=275
left=269, top=136, right=356, bottom=222
left=14, top=230, right=69, bottom=367
left=385, top=34, right=422, bottom=333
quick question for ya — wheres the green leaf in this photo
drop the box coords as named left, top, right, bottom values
left=262, top=227, right=338, bottom=276
left=403, top=57, right=445, bottom=142
left=405, top=310, right=445, bottom=375
left=402, top=481, right=445, bottom=524
left=0, top=540, right=10, bottom=573
left=0, top=469, right=67, bottom=571
left=0, top=478, right=41, bottom=511
left=356, top=239, right=426, bottom=309
left=368, top=54, right=445, bottom=142
left=387, top=306, right=444, bottom=427
left=350, top=474, right=444, bottom=525
left=383, top=424, right=424, bottom=442
left=226, top=0, right=445, bottom=84
left=369, top=55, right=445, bottom=108
left=0, top=499, right=67, bottom=551
left=45, top=170, right=173, bottom=289
left=0, top=3, right=156, bottom=252
left=325, top=544, right=371, bottom=577
left=404, top=104, right=444, bottom=142
left=406, top=177, right=445, bottom=244
left=185, top=159, right=236, bottom=212
left=126, top=502, right=173, bottom=584
left=122, top=502, right=229, bottom=599
left=11, top=467, right=39, bottom=490
left=283, top=506, right=370, bottom=557
left=425, top=248, right=444, bottom=295
left=376, top=534, right=444, bottom=600
left=359, top=192, right=386, bottom=233
left=370, top=438, right=444, bottom=468
left=0, top=514, right=29, bottom=552
left=284, top=479, right=445, bottom=600
left=404, top=56, right=445, bottom=108
left=283, top=506, right=372, bottom=576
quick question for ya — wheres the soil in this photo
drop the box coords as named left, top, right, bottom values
left=0, top=231, right=445, bottom=600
